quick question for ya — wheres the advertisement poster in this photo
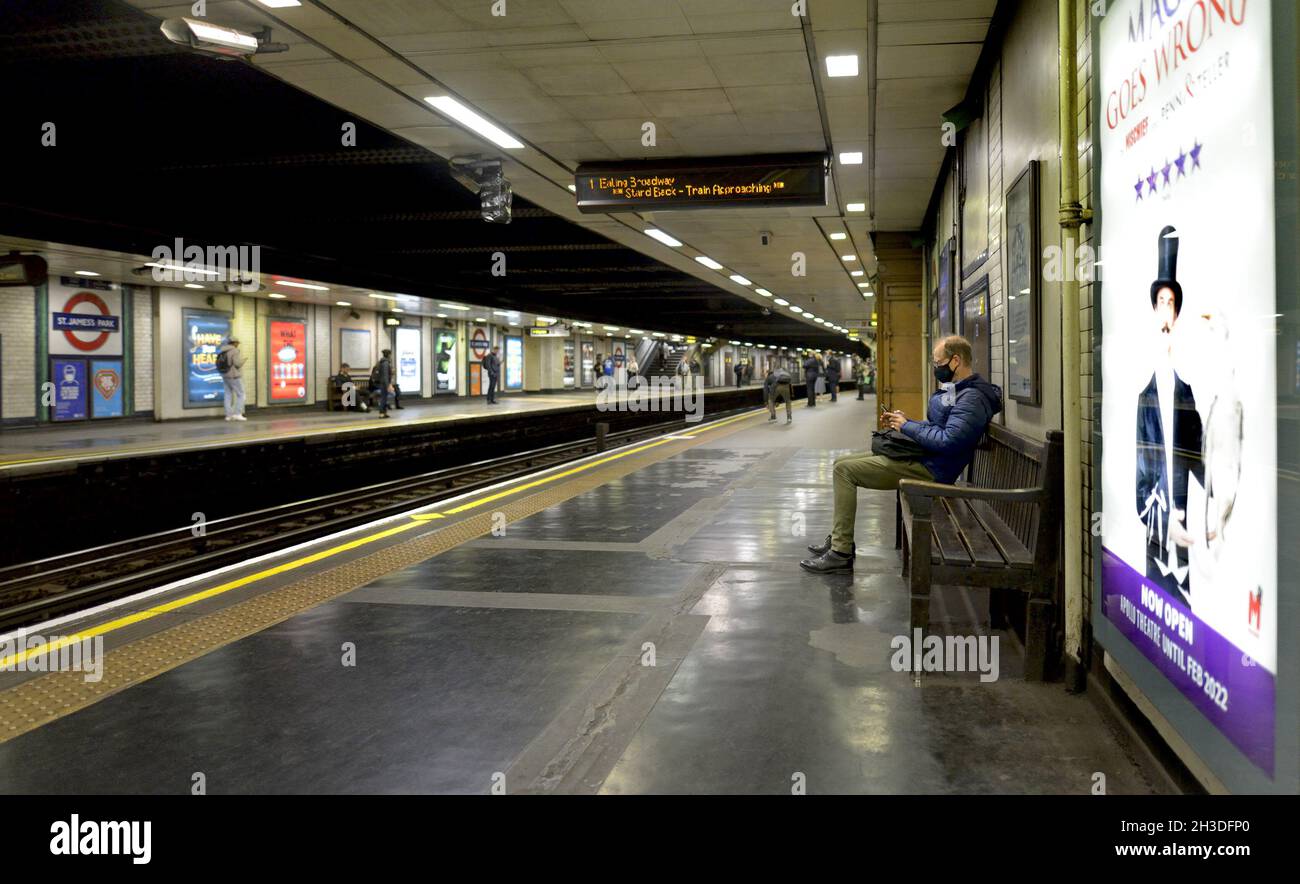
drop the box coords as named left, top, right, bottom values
left=90, top=359, right=123, bottom=419
left=435, top=331, right=457, bottom=393
left=269, top=319, right=308, bottom=403
left=183, top=310, right=230, bottom=407
left=51, top=358, right=86, bottom=421
left=1098, top=0, right=1277, bottom=776
left=340, top=327, right=370, bottom=371
left=395, top=326, right=421, bottom=396
left=504, top=336, right=523, bottom=390
left=49, top=279, right=122, bottom=357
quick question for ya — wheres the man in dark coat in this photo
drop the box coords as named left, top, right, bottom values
left=1135, top=225, right=1203, bottom=608
left=371, top=349, right=394, bottom=417
left=801, top=335, right=1002, bottom=573
left=482, top=345, right=501, bottom=404
left=803, top=354, right=821, bottom=406
left=825, top=353, right=841, bottom=402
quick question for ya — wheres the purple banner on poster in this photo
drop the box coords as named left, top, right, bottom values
left=1102, top=548, right=1274, bottom=775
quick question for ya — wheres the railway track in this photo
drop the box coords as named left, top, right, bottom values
left=0, top=413, right=730, bottom=632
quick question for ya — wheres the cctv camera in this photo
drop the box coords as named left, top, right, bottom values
left=160, top=17, right=287, bottom=58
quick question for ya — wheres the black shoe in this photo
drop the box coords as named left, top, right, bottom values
left=380, top=412, right=390, bottom=418
left=800, top=548, right=854, bottom=573
left=395, top=405, right=405, bottom=410
left=768, top=415, right=776, bottom=422
left=806, top=534, right=855, bottom=558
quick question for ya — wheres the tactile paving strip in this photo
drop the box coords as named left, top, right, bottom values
left=0, top=411, right=764, bottom=743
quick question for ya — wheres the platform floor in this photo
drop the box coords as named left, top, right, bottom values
left=0, top=394, right=1161, bottom=794
left=0, top=383, right=755, bottom=469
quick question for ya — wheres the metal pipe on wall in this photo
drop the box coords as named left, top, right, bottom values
left=1057, top=0, right=1090, bottom=685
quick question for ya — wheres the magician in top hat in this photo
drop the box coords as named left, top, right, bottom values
left=1135, top=225, right=1205, bottom=609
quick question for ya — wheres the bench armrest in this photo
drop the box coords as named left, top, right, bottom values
left=898, top=478, right=1046, bottom=507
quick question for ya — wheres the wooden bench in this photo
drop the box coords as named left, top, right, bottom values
left=894, top=425, right=1064, bottom=680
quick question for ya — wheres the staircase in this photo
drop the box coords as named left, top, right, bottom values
left=644, top=343, right=694, bottom=379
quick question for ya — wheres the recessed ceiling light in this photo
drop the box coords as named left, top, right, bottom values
left=629, top=329, right=644, bottom=335
left=392, top=308, right=404, bottom=313
left=424, top=95, right=523, bottom=149
left=604, top=325, right=620, bottom=331
left=846, top=202, right=866, bottom=212
left=858, top=282, right=870, bottom=288
left=439, top=303, right=469, bottom=310
left=368, top=293, right=398, bottom=301
left=335, top=301, right=351, bottom=306
left=436, top=313, right=448, bottom=318
left=841, top=255, right=857, bottom=262
left=773, top=298, right=789, bottom=306
left=694, top=255, right=724, bottom=270
left=256, top=0, right=301, bottom=7
left=645, top=228, right=682, bottom=247
left=146, top=262, right=219, bottom=277
left=755, top=288, right=773, bottom=297
left=790, top=306, right=804, bottom=314
left=838, top=152, right=863, bottom=165
left=863, top=291, right=874, bottom=298
left=829, top=232, right=847, bottom=240
left=185, top=284, right=204, bottom=290
left=268, top=293, right=287, bottom=299
left=825, top=55, right=859, bottom=77
left=475, top=317, right=486, bottom=322
left=729, top=274, right=752, bottom=286
left=850, top=270, right=864, bottom=277
left=276, top=280, right=328, bottom=291
left=74, top=270, right=100, bottom=277
left=567, top=184, right=576, bottom=193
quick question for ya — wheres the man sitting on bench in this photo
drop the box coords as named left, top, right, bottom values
left=801, top=335, right=1002, bottom=573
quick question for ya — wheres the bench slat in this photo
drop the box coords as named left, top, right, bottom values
left=968, top=500, right=1034, bottom=567
left=945, top=499, right=1008, bottom=566
left=929, top=505, right=973, bottom=565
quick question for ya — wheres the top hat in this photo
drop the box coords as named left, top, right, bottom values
left=1150, top=224, right=1183, bottom=315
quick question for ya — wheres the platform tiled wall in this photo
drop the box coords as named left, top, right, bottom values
left=1, top=287, right=36, bottom=421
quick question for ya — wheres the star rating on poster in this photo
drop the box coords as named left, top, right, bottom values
left=1135, top=140, right=1203, bottom=200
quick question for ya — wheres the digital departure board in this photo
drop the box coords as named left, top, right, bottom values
left=574, top=153, right=827, bottom=213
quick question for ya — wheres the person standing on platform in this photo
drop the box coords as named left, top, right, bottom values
left=217, top=336, right=246, bottom=422
left=483, top=345, right=501, bottom=404
left=854, top=360, right=866, bottom=400
left=371, top=349, right=394, bottom=418
left=803, top=353, right=820, bottom=407
left=734, top=360, right=744, bottom=388
left=825, top=354, right=841, bottom=403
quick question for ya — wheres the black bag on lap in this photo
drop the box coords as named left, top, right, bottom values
left=870, top=429, right=926, bottom=460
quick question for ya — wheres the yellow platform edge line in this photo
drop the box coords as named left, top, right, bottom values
left=0, top=407, right=765, bottom=668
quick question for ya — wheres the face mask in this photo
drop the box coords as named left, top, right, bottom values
left=933, top=359, right=956, bottom=384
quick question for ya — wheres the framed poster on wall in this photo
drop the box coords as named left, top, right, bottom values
left=267, top=318, right=308, bottom=404
left=183, top=309, right=231, bottom=408
left=1093, top=0, right=1294, bottom=793
left=937, top=237, right=955, bottom=335
left=50, top=357, right=87, bottom=422
left=959, top=276, right=991, bottom=380
left=1005, top=160, right=1040, bottom=405
left=340, top=327, right=371, bottom=372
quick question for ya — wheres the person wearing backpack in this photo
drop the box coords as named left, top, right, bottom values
left=764, top=365, right=793, bottom=424
left=370, top=349, right=394, bottom=417
left=217, top=337, right=247, bottom=421
left=481, top=345, right=501, bottom=404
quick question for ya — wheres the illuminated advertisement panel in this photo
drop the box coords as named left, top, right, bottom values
left=183, top=309, right=230, bottom=407
left=435, top=331, right=457, bottom=393
left=395, top=326, right=421, bottom=396
left=1095, top=0, right=1291, bottom=791
left=268, top=318, right=308, bottom=403
left=504, top=335, right=523, bottom=391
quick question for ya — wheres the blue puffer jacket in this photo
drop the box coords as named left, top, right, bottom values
left=900, top=374, right=1003, bottom=484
